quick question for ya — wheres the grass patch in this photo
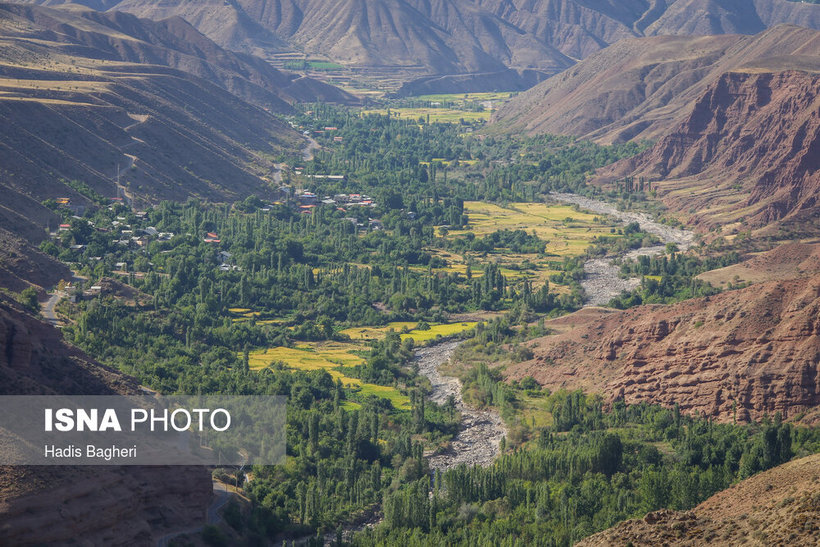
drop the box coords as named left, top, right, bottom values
left=360, top=107, right=490, bottom=123
left=247, top=343, right=411, bottom=410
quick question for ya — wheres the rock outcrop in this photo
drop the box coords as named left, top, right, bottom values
left=507, top=276, right=820, bottom=423
left=601, top=69, right=820, bottom=233
left=490, top=25, right=820, bottom=143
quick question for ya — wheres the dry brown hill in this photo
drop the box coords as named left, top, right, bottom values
left=506, top=275, right=820, bottom=423
left=0, top=3, right=356, bottom=110
left=697, top=242, right=820, bottom=288
left=599, top=69, right=820, bottom=234
left=578, top=452, right=820, bottom=546
left=21, top=0, right=820, bottom=89
left=0, top=4, right=308, bottom=240
left=490, top=25, right=820, bottom=143
left=0, top=227, right=70, bottom=294
left=0, top=295, right=212, bottom=544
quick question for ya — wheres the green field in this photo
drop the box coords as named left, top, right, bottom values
left=437, top=201, right=619, bottom=285
left=248, top=342, right=410, bottom=410
left=284, top=60, right=345, bottom=71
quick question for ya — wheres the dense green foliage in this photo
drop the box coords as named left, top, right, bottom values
left=36, top=102, right=818, bottom=546
left=358, top=390, right=820, bottom=546
left=608, top=250, right=741, bottom=308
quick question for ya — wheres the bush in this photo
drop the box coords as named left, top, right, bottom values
left=18, top=287, right=39, bottom=312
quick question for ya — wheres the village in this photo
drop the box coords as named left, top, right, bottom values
left=46, top=181, right=383, bottom=301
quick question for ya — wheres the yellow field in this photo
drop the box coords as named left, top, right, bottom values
left=414, top=92, right=516, bottom=102
left=248, top=342, right=411, bottom=410
left=361, top=107, right=490, bottom=123
left=434, top=201, right=618, bottom=286
left=340, top=321, right=477, bottom=342
left=341, top=322, right=418, bottom=340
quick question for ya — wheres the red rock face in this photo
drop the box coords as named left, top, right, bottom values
left=601, top=70, right=820, bottom=232
left=507, top=276, right=820, bottom=423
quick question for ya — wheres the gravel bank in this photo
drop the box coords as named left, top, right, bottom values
left=414, top=341, right=505, bottom=470
left=550, top=192, right=696, bottom=306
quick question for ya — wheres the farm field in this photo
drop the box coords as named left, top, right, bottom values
left=341, top=321, right=478, bottom=342
left=438, top=201, right=619, bottom=285
left=414, top=92, right=516, bottom=103
left=248, top=342, right=410, bottom=411
left=360, top=106, right=490, bottom=123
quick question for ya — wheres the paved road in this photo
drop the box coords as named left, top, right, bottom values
left=155, top=481, right=233, bottom=547
left=42, top=291, right=63, bottom=326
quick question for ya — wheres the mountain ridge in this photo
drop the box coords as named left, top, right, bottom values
left=19, top=0, right=820, bottom=85
left=490, top=24, right=820, bottom=143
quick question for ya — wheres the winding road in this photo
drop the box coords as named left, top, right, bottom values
left=155, top=481, right=233, bottom=547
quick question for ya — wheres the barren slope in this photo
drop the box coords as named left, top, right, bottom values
left=0, top=8, right=305, bottom=238
left=599, top=69, right=820, bottom=233
left=0, top=296, right=212, bottom=544
left=507, top=276, right=820, bottom=423
left=491, top=25, right=820, bottom=143
left=697, top=242, right=820, bottom=287
left=0, top=3, right=356, bottom=110
left=21, top=0, right=820, bottom=85
left=578, top=452, right=820, bottom=546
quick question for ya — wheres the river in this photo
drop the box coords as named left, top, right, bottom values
left=550, top=192, right=696, bottom=307
left=414, top=341, right=506, bottom=470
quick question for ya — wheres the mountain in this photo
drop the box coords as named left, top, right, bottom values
left=20, top=0, right=820, bottom=89
left=578, top=452, right=820, bottom=546
left=490, top=25, right=820, bottom=143
left=0, top=3, right=310, bottom=241
left=0, top=3, right=356, bottom=110
left=0, top=295, right=213, bottom=544
left=505, top=274, right=820, bottom=423
left=599, top=69, right=820, bottom=233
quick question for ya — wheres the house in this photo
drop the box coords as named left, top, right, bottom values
left=218, top=251, right=232, bottom=263
left=115, top=262, right=127, bottom=271
left=143, top=227, right=159, bottom=237
left=298, top=192, right=319, bottom=205
left=58, top=224, right=71, bottom=232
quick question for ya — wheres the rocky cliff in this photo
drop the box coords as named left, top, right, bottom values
left=601, top=69, right=820, bottom=233
left=490, top=25, right=820, bottom=143
left=507, top=276, right=820, bottom=423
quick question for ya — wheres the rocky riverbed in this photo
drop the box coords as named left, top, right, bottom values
left=414, top=341, right=505, bottom=470
left=550, top=192, right=696, bottom=307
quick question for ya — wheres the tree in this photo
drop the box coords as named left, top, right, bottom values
left=19, top=287, right=39, bottom=312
